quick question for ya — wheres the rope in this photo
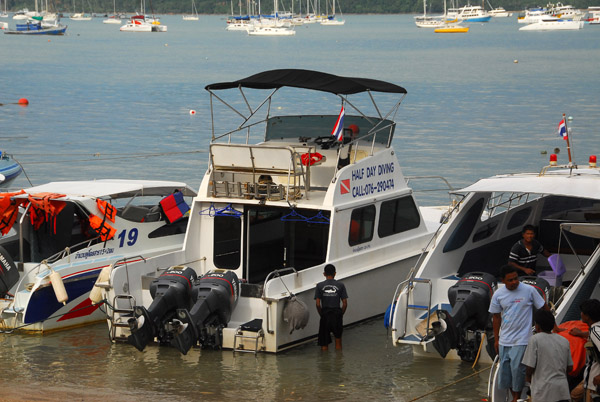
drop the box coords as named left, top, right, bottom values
left=408, top=365, right=492, bottom=402
left=472, top=333, right=486, bottom=369
left=0, top=299, right=112, bottom=334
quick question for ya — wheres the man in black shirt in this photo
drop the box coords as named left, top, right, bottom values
left=315, top=264, right=348, bottom=351
left=508, top=225, right=551, bottom=276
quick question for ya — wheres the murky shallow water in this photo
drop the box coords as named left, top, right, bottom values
left=0, top=320, right=490, bottom=401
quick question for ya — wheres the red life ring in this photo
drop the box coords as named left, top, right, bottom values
left=300, top=152, right=323, bottom=166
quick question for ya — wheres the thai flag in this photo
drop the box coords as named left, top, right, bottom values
left=331, top=106, right=345, bottom=142
left=558, top=119, right=567, bottom=140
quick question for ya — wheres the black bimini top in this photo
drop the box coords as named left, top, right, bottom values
left=205, top=69, right=407, bottom=95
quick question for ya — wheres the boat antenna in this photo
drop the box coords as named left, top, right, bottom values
left=563, top=113, right=573, bottom=165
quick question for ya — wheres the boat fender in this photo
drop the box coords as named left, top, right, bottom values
left=0, top=245, right=19, bottom=298
left=89, top=265, right=113, bottom=305
left=49, top=268, right=68, bottom=305
left=282, top=296, right=309, bottom=334
left=300, top=152, right=323, bottom=166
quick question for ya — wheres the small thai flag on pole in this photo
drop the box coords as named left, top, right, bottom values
left=558, top=118, right=567, bottom=140
left=331, top=105, right=345, bottom=142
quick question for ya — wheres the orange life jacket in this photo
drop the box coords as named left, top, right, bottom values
left=88, top=214, right=116, bottom=241
left=557, top=320, right=590, bottom=376
left=27, top=193, right=67, bottom=233
left=0, top=190, right=27, bottom=235
left=96, top=199, right=116, bottom=223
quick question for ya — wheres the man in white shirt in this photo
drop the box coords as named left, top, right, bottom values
left=489, top=264, right=547, bottom=402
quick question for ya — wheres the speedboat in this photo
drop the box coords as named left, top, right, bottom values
left=389, top=153, right=600, bottom=369
left=519, top=15, right=584, bottom=30
left=0, top=152, right=22, bottom=186
left=100, top=69, right=446, bottom=355
left=0, top=180, right=196, bottom=333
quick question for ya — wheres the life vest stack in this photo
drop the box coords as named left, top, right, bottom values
left=159, top=192, right=189, bottom=224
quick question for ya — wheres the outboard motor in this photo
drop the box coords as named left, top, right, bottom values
left=168, top=270, right=239, bottom=355
left=521, top=276, right=550, bottom=304
left=0, top=246, right=19, bottom=298
left=128, top=266, right=197, bottom=352
left=432, top=272, right=497, bottom=362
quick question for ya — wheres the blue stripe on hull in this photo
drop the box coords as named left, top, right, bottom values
left=465, top=16, right=492, bottom=22
left=24, top=275, right=98, bottom=324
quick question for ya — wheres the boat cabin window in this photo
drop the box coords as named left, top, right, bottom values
left=507, top=207, right=532, bottom=230
left=245, top=207, right=330, bottom=284
left=472, top=221, right=499, bottom=243
left=377, top=196, right=420, bottom=238
left=443, top=198, right=485, bottom=253
left=214, top=215, right=242, bottom=269
left=148, top=218, right=188, bottom=239
left=349, top=205, right=376, bottom=246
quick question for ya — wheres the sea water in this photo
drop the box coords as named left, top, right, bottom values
left=0, top=14, right=599, bottom=401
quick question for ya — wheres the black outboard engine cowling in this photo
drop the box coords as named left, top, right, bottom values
left=432, top=272, right=497, bottom=361
left=127, top=266, right=197, bottom=352
left=520, top=276, right=550, bottom=304
left=0, top=246, right=19, bottom=298
left=168, top=270, right=239, bottom=355
left=448, top=272, right=496, bottom=331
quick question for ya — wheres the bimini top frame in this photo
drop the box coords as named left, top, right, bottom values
left=204, top=69, right=408, bottom=146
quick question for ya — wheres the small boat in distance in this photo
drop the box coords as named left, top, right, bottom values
left=0, top=152, right=22, bottom=186
left=435, top=23, right=469, bottom=32
left=182, top=0, right=199, bottom=20
left=488, top=7, right=512, bottom=17
left=519, top=15, right=583, bottom=30
left=4, top=20, right=67, bottom=35
left=247, top=25, right=295, bottom=35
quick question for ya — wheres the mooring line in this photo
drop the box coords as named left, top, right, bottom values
left=408, top=365, right=492, bottom=401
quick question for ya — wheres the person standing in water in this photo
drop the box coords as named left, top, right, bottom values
left=315, top=264, right=348, bottom=351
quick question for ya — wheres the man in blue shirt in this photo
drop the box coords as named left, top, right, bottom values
left=508, top=224, right=551, bottom=276
left=489, top=264, right=547, bottom=402
left=315, top=264, right=348, bottom=351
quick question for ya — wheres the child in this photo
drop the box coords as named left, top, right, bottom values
left=522, top=309, right=573, bottom=401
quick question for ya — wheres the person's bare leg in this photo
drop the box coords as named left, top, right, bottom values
left=321, top=345, right=328, bottom=351
left=510, top=389, right=519, bottom=402
left=335, top=338, right=342, bottom=350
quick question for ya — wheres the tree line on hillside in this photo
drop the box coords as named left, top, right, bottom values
left=5, top=0, right=600, bottom=16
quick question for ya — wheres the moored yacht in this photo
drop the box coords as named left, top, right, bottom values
left=99, top=69, right=446, bottom=355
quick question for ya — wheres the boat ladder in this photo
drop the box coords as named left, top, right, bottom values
left=394, top=277, right=433, bottom=341
left=108, top=294, right=136, bottom=342
left=233, top=318, right=264, bottom=355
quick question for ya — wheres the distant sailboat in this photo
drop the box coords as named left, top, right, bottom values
left=183, top=0, right=199, bottom=20
left=415, top=0, right=445, bottom=27
left=103, top=0, right=122, bottom=24
left=321, top=0, right=345, bottom=25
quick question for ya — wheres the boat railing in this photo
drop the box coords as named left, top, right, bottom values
left=390, top=277, right=432, bottom=340
left=209, top=143, right=312, bottom=201
left=12, top=236, right=102, bottom=298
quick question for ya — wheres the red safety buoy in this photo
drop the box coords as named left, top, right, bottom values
left=189, top=109, right=196, bottom=115
left=17, top=98, right=29, bottom=106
